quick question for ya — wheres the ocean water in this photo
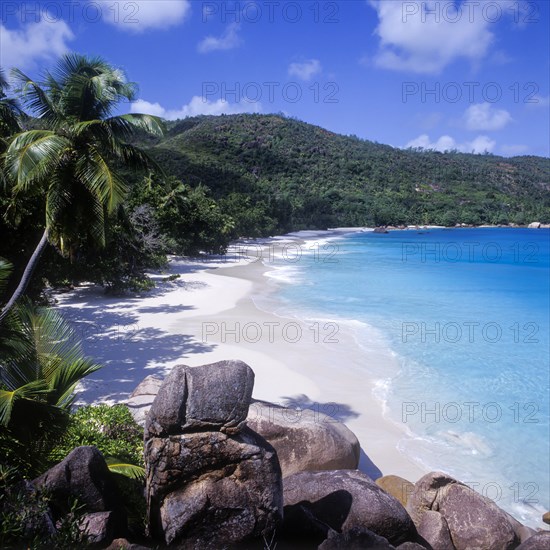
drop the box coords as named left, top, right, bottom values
left=264, top=228, right=550, bottom=528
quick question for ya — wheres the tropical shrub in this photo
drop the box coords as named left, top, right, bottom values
left=48, top=404, right=143, bottom=469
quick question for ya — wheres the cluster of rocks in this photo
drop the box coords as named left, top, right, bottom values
left=368, top=223, right=550, bottom=232
left=32, top=359, right=550, bottom=548
left=31, top=446, right=129, bottom=546
left=527, top=222, right=550, bottom=228
left=144, top=361, right=282, bottom=548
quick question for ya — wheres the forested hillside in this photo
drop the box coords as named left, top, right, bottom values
left=2, top=112, right=549, bottom=295
left=141, top=113, right=550, bottom=232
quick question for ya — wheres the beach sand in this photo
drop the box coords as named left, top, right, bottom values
left=55, top=231, right=427, bottom=482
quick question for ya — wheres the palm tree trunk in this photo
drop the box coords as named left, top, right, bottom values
left=0, top=227, right=49, bottom=322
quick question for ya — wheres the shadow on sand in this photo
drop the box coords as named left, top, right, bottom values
left=60, top=296, right=214, bottom=404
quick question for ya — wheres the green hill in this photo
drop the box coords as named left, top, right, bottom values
left=2, top=112, right=548, bottom=294
left=138, top=113, right=550, bottom=233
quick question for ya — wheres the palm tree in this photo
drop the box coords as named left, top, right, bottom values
left=0, top=258, right=103, bottom=473
left=0, top=68, right=23, bottom=141
left=0, top=68, right=23, bottom=191
left=0, top=54, right=163, bottom=321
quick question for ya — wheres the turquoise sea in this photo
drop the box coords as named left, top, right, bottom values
left=266, top=228, right=550, bottom=528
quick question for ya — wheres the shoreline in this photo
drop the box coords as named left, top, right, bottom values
left=54, top=227, right=549, bottom=530
left=55, top=228, right=426, bottom=483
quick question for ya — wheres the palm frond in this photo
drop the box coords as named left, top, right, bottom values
left=0, top=100, right=23, bottom=138
left=89, top=197, right=107, bottom=246
left=114, top=114, right=165, bottom=138
left=6, top=130, right=69, bottom=191
left=44, top=172, right=73, bottom=229
left=0, top=68, right=8, bottom=93
left=105, top=457, right=145, bottom=480
left=49, top=357, right=102, bottom=409
left=10, top=68, right=58, bottom=122
left=51, top=54, right=137, bottom=120
left=0, top=258, right=12, bottom=295
left=75, top=147, right=127, bottom=211
left=0, top=380, right=51, bottom=427
left=1, top=301, right=101, bottom=408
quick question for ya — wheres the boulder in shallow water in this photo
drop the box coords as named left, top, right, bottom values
left=246, top=399, right=360, bottom=478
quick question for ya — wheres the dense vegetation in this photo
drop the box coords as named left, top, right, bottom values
left=2, top=107, right=549, bottom=295
left=144, top=114, right=550, bottom=233
left=0, top=57, right=152, bottom=547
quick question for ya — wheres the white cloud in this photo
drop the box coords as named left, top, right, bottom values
left=97, top=0, right=191, bottom=33
left=527, top=95, right=550, bottom=108
left=130, top=96, right=261, bottom=120
left=0, top=19, right=74, bottom=71
left=288, top=59, right=322, bottom=81
left=406, top=133, right=496, bottom=154
left=467, top=135, right=496, bottom=154
left=463, top=103, right=512, bottom=131
left=500, top=144, right=529, bottom=156
left=368, top=0, right=494, bottom=73
left=197, top=23, right=241, bottom=53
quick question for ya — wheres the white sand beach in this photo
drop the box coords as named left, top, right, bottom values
left=55, top=230, right=427, bottom=483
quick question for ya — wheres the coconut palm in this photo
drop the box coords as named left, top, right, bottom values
left=0, top=68, right=23, bottom=193
left=0, top=258, right=103, bottom=473
left=0, top=54, right=163, bottom=321
left=0, top=68, right=23, bottom=141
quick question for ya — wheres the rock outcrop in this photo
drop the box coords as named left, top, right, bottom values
left=375, top=475, right=415, bottom=508
left=417, top=510, right=454, bottom=549
left=33, top=445, right=126, bottom=540
left=282, top=469, right=417, bottom=546
left=406, top=472, right=519, bottom=550
left=104, top=539, right=151, bottom=550
left=516, top=532, right=550, bottom=549
left=144, top=360, right=283, bottom=549
left=246, top=399, right=360, bottom=477
left=126, top=374, right=163, bottom=426
left=82, top=511, right=117, bottom=546
left=128, top=376, right=361, bottom=478
left=318, top=527, right=395, bottom=549
left=528, top=222, right=541, bottom=228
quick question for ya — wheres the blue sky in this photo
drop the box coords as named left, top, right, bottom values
left=1, top=0, right=549, bottom=156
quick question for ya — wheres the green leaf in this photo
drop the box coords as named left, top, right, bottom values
left=6, top=130, right=70, bottom=190
left=75, top=147, right=127, bottom=212
left=0, top=380, right=51, bottom=427
left=105, top=457, right=145, bottom=480
left=117, top=114, right=165, bottom=137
